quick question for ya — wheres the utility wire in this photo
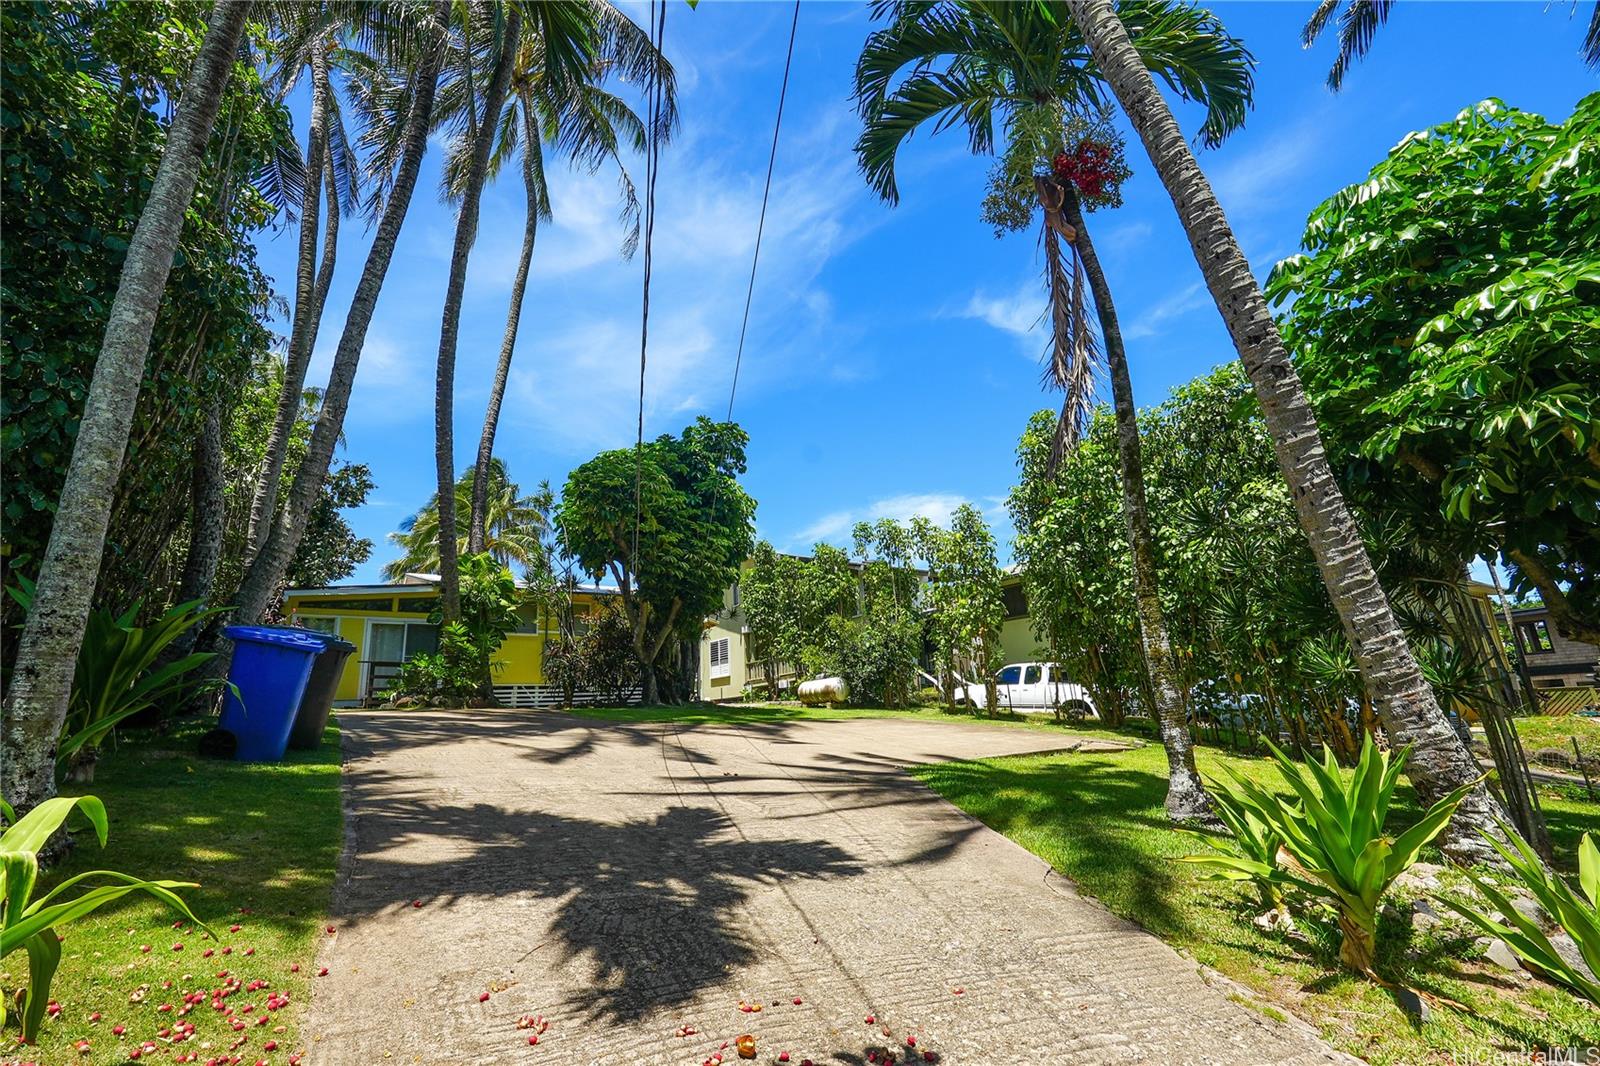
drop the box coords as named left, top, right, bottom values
left=632, top=0, right=666, bottom=573
left=726, top=0, right=801, bottom=422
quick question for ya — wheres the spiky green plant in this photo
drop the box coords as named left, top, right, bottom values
left=1439, top=826, right=1600, bottom=1004
left=0, top=796, right=208, bottom=1041
left=1206, top=736, right=1477, bottom=972
left=1178, top=778, right=1293, bottom=916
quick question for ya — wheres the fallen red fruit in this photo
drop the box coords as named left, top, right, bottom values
left=290, top=963, right=300, bottom=973
left=907, top=1036, right=916, bottom=1047
left=139, top=944, right=152, bottom=954
left=923, top=1053, right=938, bottom=1063
left=478, top=992, right=490, bottom=1003
left=412, top=900, right=422, bottom=908
left=229, top=925, right=241, bottom=933
left=778, top=1054, right=790, bottom=1063
left=527, top=1035, right=538, bottom=1046
left=172, top=943, right=184, bottom=952
left=89, top=1012, right=102, bottom=1023
left=263, top=1041, right=277, bottom=1052
left=792, top=998, right=802, bottom=1005
left=316, top=968, right=328, bottom=977
left=113, top=1025, right=126, bottom=1036
left=864, top=1015, right=875, bottom=1024
left=325, top=925, right=336, bottom=935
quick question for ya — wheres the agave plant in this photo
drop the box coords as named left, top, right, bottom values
left=1439, top=826, right=1600, bottom=1004
left=1206, top=736, right=1477, bottom=972
left=1178, top=775, right=1293, bottom=917
left=1, top=796, right=208, bottom=1041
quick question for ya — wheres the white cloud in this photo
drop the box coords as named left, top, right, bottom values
left=962, top=283, right=1043, bottom=339
left=1210, top=118, right=1323, bottom=217
left=788, top=491, right=979, bottom=549
left=1123, top=281, right=1209, bottom=341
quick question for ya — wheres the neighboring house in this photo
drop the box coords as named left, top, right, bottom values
left=1511, top=604, right=1599, bottom=691
left=282, top=573, right=628, bottom=707
left=700, top=581, right=751, bottom=702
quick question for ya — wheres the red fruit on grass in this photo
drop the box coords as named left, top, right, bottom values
left=140, top=944, right=152, bottom=953
left=263, top=1041, right=277, bottom=1052
left=229, top=925, right=241, bottom=933
left=222, top=947, right=232, bottom=955
left=46, top=1001, right=61, bottom=1016
left=113, top=1025, right=126, bottom=1036
left=158, top=1004, right=173, bottom=1013
left=243, top=947, right=255, bottom=956
left=203, top=949, right=214, bottom=958
left=173, top=943, right=184, bottom=951
left=290, top=963, right=300, bottom=973
left=90, top=1012, right=102, bottom=1023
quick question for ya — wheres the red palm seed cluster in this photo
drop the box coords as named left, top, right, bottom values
left=1052, top=139, right=1119, bottom=201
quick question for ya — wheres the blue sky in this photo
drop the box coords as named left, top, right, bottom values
left=253, top=2, right=1598, bottom=584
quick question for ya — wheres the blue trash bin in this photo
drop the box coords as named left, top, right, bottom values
left=219, top=625, right=329, bottom=762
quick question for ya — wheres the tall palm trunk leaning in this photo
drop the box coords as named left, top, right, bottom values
left=1063, top=0, right=1505, bottom=863
left=245, top=38, right=333, bottom=563
left=173, top=397, right=227, bottom=657
left=470, top=96, right=539, bottom=554
left=433, top=12, right=522, bottom=619
left=231, top=29, right=448, bottom=631
left=1041, top=177, right=1209, bottom=821
left=1, top=0, right=250, bottom=813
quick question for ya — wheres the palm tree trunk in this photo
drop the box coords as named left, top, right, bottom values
left=1064, top=0, right=1504, bottom=863
left=1056, top=182, right=1210, bottom=821
left=307, top=82, right=341, bottom=355
left=1, top=0, right=249, bottom=813
left=244, top=39, right=332, bottom=563
left=470, top=100, right=539, bottom=554
left=174, top=396, right=226, bottom=641
left=435, top=13, right=521, bottom=617
left=231, top=30, right=447, bottom=631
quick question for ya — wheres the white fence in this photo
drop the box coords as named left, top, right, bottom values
left=493, top=684, right=643, bottom=709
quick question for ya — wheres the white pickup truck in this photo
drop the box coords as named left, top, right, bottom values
left=954, top=662, right=1098, bottom=718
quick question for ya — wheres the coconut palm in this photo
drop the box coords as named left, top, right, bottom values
left=458, top=6, right=675, bottom=555
left=232, top=3, right=452, bottom=632
left=853, top=0, right=1254, bottom=821
left=3, top=1, right=251, bottom=814
left=1301, top=0, right=1600, bottom=91
left=1062, top=0, right=1506, bottom=863
left=384, top=459, right=551, bottom=580
left=244, top=7, right=367, bottom=563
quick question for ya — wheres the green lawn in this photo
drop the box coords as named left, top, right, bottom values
left=8, top=717, right=343, bottom=1065
left=1514, top=713, right=1600, bottom=767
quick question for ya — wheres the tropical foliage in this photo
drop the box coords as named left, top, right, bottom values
left=1269, top=96, right=1600, bottom=649
left=0, top=796, right=206, bottom=1042
left=384, top=460, right=549, bottom=581
left=912, top=506, right=1005, bottom=709
left=1441, top=827, right=1600, bottom=1004
left=557, top=418, right=756, bottom=704
left=1191, top=736, right=1476, bottom=974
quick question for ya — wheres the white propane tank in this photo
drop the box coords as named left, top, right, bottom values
left=797, top=676, right=850, bottom=706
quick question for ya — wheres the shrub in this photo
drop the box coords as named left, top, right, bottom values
left=389, top=623, right=489, bottom=705
left=0, top=796, right=207, bottom=1041
left=1439, top=826, right=1600, bottom=1003
left=1196, top=736, right=1475, bottom=972
left=1178, top=779, right=1291, bottom=917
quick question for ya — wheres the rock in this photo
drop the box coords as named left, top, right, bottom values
left=1483, top=938, right=1526, bottom=973
left=1393, top=985, right=1431, bottom=1023
left=1410, top=898, right=1443, bottom=933
left=1253, top=909, right=1295, bottom=935
left=1551, top=933, right=1600, bottom=984
left=1510, top=894, right=1547, bottom=930
left=1393, top=862, right=1447, bottom=894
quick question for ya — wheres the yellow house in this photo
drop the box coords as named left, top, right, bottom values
left=282, top=573, right=624, bottom=707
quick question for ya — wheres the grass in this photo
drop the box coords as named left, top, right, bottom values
left=582, top=700, right=1600, bottom=1061
left=7, top=716, right=343, bottom=1065
left=911, top=743, right=1600, bottom=1064
left=1514, top=713, right=1600, bottom=766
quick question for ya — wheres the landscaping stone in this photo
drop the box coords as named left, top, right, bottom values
left=307, top=710, right=1353, bottom=1064
left=1483, top=938, right=1526, bottom=973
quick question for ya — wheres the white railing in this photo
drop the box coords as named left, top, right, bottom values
left=493, top=684, right=643, bottom=709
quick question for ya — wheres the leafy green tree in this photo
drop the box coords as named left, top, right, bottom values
left=286, top=462, right=375, bottom=588
left=557, top=418, right=755, bottom=705
left=740, top=542, right=811, bottom=695
left=1063, top=0, right=1505, bottom=864
left=383, top=460, right=548, bottom=581
left=1269, top=95, right=1600, bottom=649
left=3, top=0, right=255, bottom=813
left=912, top=506, right=1004, bottom=710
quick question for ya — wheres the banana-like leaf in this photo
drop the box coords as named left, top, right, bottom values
left=0, top=796, right=107, bottom=856
left=20, top=928, right=61, bottom=1041
left=3, top=850, right=40, bottom=931
left=2, top=879, right=202, bottom=956
left=1580, top=835, right=1599, bottom=908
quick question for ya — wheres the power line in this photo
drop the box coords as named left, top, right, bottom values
left=632, top=0, right=667, bottom=571
left=726, top=0, right=801, bottom=423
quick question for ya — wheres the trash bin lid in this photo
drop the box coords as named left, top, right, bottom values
left=316, top=635, right=356, bottom=653
left=223, top=624, right=329, bottom=651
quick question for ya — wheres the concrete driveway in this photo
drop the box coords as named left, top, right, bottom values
left=305, top=709, right=1348, bottom=1065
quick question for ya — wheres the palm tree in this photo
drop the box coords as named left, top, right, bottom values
left=231, top=5, right=452, bottom=632
left=244, top=9, right=366, bottom=563
left=2, top=0, right=251, bottom=813
left=1062, top=0, right=1506, bottom=863
left=383, top=459, right=550, bottom=580
left=1301, top=0, right=1600, bottom=90
left=460, top=6, right=674, bottom=553
left=853, top=0, right=1254, bottom=821
left=431, top=4, right=527, bottom=622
